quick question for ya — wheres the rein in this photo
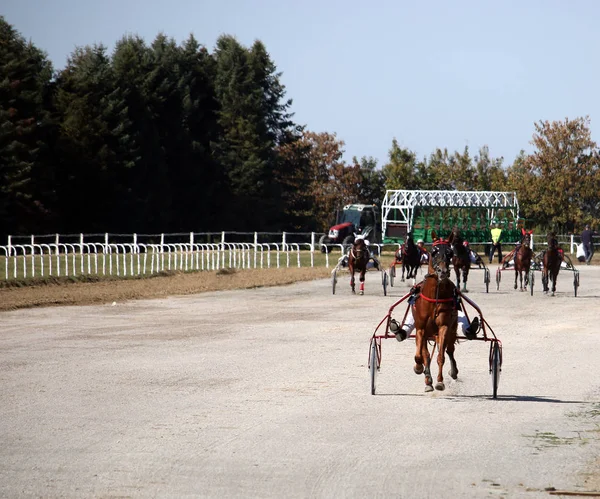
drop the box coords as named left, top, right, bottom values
left=419, top=294, right=454, bottom=303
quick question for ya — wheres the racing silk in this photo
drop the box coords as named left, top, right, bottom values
left=491, top=228, right=503, bottom=244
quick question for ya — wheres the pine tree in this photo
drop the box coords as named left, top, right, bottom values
left=0, top=17, right=53, bottom=237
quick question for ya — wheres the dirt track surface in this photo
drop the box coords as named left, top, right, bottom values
left=1, top=265, right=600, bottom=498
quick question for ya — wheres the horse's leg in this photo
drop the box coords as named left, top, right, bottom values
left=447, top=340, right=458, bottom=380
left=350, top=268, right=356, bottom=294
left=542, top=269, right=548, bottom=293
left=517, top=270, right=523, bottom=291
left=413, top=328, right=425, bottom=375
left=551, top=270, right=557, bottom=296
left=435, top=325, right=448, bottom=391
left=423, top=344, right=433, bottom=392
left=514, top=269, right=518, bottom=290
left=359, top=268, right=365, bottom=295
left=416, top=331, right=433, bottom=392
left=462, top=267, right=469, bottom=293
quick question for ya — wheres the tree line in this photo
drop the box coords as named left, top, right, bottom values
left=1, top=16, right=599, bottom=242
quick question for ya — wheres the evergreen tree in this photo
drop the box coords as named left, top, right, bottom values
left=213, top=35, right=297, bottom=230
left=0, top=17, right=53, bottom=237
left=53, top=44, right=133, bottom=232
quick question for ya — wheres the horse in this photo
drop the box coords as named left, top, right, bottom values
left=348, top=237, right=370, bottom=295
left=542, top=232, right=561, bottom=296
left=400, top=235, right=421, bottom=282
left=513, top=231, right=533, bottom=291
left=450, top=227, right=471, bottom=292
left=412, top=230, right=459, bottom=392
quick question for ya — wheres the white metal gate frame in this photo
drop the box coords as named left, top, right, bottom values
left=381, top=189, right=520, bottom=238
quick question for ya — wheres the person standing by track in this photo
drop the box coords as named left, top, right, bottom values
left=581, top=224, right=595, bottom=265
left=489, top=221, right=503, bottom=264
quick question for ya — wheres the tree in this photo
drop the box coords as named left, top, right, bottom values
left=278, top=131, right=360, bottom=231
left=353, top=156, right=385, bottom=207
left=473, top=146, right=507, bottom=192
left=53, top=44, right=134, bottom=232
left=213, top=36, right=298, bottom=230
left=382, top=139, right=418, bottom=190
left=513, top=117, right=600, bottom=231
left=0, top=17, right=54, bottom=237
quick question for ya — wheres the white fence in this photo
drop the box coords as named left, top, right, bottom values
left=1, top=231, right=594, bottom=282
left=0, top=231, right=396, bottom=281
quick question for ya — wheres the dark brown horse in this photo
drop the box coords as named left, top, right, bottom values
left=450, top=227, right=471, bottom=292
left=542, top=232, right=561, bottom=296
left=514, top=231, right=533, bottom=291
left=412, top=230, right=459, bottom=392
left=348, top=237, right=370, bottom=295
left=400, top=234, right=421, bottom=282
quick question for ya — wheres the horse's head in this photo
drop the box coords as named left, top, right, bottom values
left=521, top=232, right=531, bottom=248
left=429, top=239, right=454, bottom=281
left=547, top=232, right=558, bottom=250
left=351, top=237, right=369, bottom=262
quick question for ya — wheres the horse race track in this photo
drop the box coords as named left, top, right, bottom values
left=2, top=265, right=600, bottom=498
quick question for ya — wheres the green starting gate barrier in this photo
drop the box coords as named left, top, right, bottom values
left=381, top=190, right=521, bottom=245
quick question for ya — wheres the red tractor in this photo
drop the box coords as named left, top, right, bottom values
left=318, top=204, right=381, bottom=253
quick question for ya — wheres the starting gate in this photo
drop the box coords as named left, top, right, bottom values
left=381, top=189, right=520, bottom=244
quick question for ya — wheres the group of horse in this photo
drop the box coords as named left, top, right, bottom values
left=393, top=228, right=477, bottom=293
left=503, top=230, right=562, bottom=296
left=346, top=227, right=563, bottom=297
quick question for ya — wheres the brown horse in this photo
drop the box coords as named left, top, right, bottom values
left=450, top=227, right=471, bottom=292
left=514, top=231, right=533, bottom=291
left=400, top=234, right=421, bottom=282
left=412, top=230, right=459, bottom=392
left=348, top=237, right=370, bottom=295
left=542, top=232, right=561, bottom=296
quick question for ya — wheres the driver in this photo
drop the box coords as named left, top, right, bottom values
left=416, top=239, right=429, bottom=263
left=354, top=233, right=381, bottom=270
left=389, top=284, right=480, bottom=341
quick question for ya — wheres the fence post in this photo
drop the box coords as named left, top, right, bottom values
left=160, top=233, right=165, bottom=271
left=80, top=233, right=84, bottom=274
left=570, top=234, right=575, bottom=254
left=7, top=236, right=12, bottom=280
left=221, top=231, right=226, bottom=268
left=254, top=232, right=258, bottom=268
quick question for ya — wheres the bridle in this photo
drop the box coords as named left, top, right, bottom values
left=429, top=239, right=454, bottom=281
left=351, top=240, right=368, bottom=262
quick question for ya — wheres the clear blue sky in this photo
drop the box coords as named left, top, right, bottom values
left=5, top=0, right=600, bottom=167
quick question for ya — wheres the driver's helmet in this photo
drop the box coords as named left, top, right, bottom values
left=416, top=239, right=424, bottom=244
left=463, top=240, right=469, bottom=247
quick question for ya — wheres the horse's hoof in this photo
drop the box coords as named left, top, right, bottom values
left=424, top=385, right=434, bottom=392
left=514, top=284, right=517, bottom=290
left=449, top=368, right=458, bottom=380
left=463, top=288, right=468, bottom=293
left=435, top=382, right=445, bottom=391
left=414, top=365, right=424, bottom=375
left=359, top=290, right=364, bottom=295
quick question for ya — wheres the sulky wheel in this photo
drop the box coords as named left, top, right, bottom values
left=369, top=339, right=379, bottom=395
left=490, top=342, right=501, bottom=399
left=331, top=269, right=337, bottom=295
left=389, top=266, right=395, bottom=287
left=496, top=268, right=501, bottom=290
left=382, top=270, right=388, bottom=296
left=484, top=268, right=490, bottom=293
